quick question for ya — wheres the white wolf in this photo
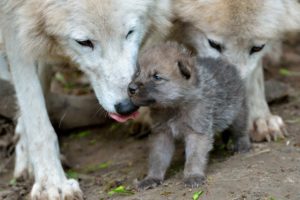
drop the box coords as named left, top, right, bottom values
left=0, top=0, right=171, bottom=199
left=173, top=0, right=300, bottom=142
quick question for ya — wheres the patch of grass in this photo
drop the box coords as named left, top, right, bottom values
left=279, top=68, right=300, bottom=77
left=109, top=123, right=124, bottom=132
left=66, top=170, right=79, bottom=180
left=279, top=68, right=292, bottom=76
left=54, top=72, right=75, bottom=90
left=89, top=139, right=97, bottom=145
left=9, top=178, right=17, bottom=186
left=55, top=72, right=67, bottom=84
left=269, top=197, right=276, bottom=200
left=70, top=131, right=92, bottom=139
left=192, top=191, right=204, bottom=200
left=275, top=137, right=285, bottom=143
left=77, top=131, right=91, bottom=138
left=108, top=186, right=134, bottom=196
left=84, top=162, right=111, bottom=173
left=98, top=162, right=110, bottom=169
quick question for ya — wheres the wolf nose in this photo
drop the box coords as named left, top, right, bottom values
left=115, top=99, right=139, bottom=116
left=128, top=83, right=139, bottom=95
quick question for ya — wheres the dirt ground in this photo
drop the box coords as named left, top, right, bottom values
left=1, top=36, right=300, bottom=200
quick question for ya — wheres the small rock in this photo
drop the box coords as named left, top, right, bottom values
left=265, top=80, right=290, bottom=104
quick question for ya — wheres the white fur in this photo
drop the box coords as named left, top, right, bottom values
left=173, top=0, right=300, bottom=141
left=0, top=44, right=10, bottom=81
left=0, top=0, right=172, bottom=199
left=14, top=117, right=32, bottom=179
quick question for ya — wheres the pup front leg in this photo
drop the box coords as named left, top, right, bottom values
left=229, top=99, right=252, bottom=153
left=5, top=31, right=83, bottom=200
left=246, top=62, right=287, bottom=142
left=184, top=132, right=213, bottom=188
left=138, top=128, right=175, bottom=190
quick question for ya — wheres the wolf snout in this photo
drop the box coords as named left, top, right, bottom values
left=114, top=99, right=139, bottom=116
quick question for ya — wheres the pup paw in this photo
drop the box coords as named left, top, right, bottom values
left=234, top=136, right=252, bottom=153
left=250, top=115, right=288, bottom=142
left=31, top=179, right=83, bottom=200
left=138, top=178, right=162, bottom=190
left=184, top=175, right=205, bottom=188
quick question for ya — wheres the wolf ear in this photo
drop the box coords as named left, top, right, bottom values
left=281, top=1, right=300, bottom=32
left=177, top=61, right=191, bottom=79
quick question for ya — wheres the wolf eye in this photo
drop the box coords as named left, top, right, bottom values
left=250, top=44, right=265, bottom=55
left=126, top=29, right=135, bottom=39
left=152, top=73, right=163, bottom=81
left=208, top=39, right=223, bottom=53
left=75, top=40, right=94, bottom=49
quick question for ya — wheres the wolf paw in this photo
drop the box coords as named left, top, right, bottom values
left=250, top=115, right=288, bottom=142
left=184, top=175, right=205, bottom=188
left=138, top=178, right=162, bottom=190
left=31, top=179, right=83, bottom=200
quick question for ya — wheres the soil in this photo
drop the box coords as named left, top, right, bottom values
left=0, top=36, right=300, bottom=200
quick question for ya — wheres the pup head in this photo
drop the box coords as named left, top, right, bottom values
left=128, top=42, right=196, bottom=107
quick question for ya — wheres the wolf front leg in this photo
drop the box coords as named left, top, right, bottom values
left=246, top=62, right=287, bottom=142
left=13, top=117, right=33, bottom=180
left=138, top=127, right=175, bottom=190
left=183, top=132, right=213, bottom=188
left=4, top=31, right=83, bottom=200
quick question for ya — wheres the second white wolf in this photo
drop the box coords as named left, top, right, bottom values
left=172, top=0, right=300, bottom=141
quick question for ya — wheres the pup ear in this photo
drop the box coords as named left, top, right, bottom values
left=177, top=61, right=191, bottom=79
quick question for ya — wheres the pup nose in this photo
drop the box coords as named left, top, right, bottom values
left=115, top=99, right=139, bottom=115
left=128, top=82, right=139, bottom=95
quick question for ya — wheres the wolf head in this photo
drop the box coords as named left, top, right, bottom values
left=15, top=0, right=172, bottom=119
left=128, top=42, right=197, bottom=107
left=174, top=0, right=300, bottom=78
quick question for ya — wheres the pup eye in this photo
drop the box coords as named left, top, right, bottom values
left=126, top=29, right=135, bottom=39
left=250, top=44, right=265, bottom=55
left=208, top=39, right=223, bottom=53
left=153, top=73, right=163, bottom=81
left=75, top=40, right=94, bottom=49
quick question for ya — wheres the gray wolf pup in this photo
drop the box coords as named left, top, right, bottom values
left=128, top=42, right=251, bottom=189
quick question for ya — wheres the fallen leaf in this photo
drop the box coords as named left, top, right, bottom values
left=108, top=186, right=134, bottom=196
left=192, top=190, right=204, bottom=200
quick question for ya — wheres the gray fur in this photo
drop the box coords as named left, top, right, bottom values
left=128, top=42, right=251, bottom=189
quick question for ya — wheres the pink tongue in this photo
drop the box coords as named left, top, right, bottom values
left=109, top=111, right=140, bottom=123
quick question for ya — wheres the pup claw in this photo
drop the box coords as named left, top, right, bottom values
left=138, top=178, right=162, bottom=190
left=183, top=176, right=205, bottom=188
